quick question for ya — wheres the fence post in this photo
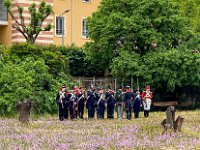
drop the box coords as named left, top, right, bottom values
left=90, top=78, right=92, bottom=87
left=137, top=77, right=139, bottom=91
left=131, top=76, right=133, bottom=89
left=79, top=76, right=80, bottom=87
left=93, top=76, right=95, bottom=89
left=115, top=78, right=117, bottom=92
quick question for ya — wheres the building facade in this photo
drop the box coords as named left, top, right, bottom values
left=0, top=0, right=101, bottom=46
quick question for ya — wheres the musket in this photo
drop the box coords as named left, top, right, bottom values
left=59, top=91, right=65, bottom=109
left=73, top=94, right=84, bottom=115
left=77, top=94, right=84, bottom=103
left=137, top=77, right=140, bottom=92
left=97, top=93, right=103, bottom=107
left=69, top=93, right=76, bottom=118
left=76, top=93, right=84, bottom=116
left=73, top=100, right=77, bottom=117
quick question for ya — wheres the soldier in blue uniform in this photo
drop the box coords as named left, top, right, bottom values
left=55, top=85, right=69, bottom=121
left=86, top=87, right=96, bottom=119
left=96, top=89, right=106, bottom=119
left=67, top=88, right=75, bottom=119
left=77, top=86, right=85, bottom=119
left=133, top=91, right=142, bottom=118
left=124, top=86, right=136, bottom=120
left=74, top=88, right=79, bottom=119
left=105, top=89, right=115, bottom=119
left=95, top=89, right=100, bottom=119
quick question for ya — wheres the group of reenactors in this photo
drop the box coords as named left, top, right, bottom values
left=55, top=85, right=153, bottom=121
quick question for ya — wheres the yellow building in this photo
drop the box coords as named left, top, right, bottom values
left=0, top=0, right=101, bottom=46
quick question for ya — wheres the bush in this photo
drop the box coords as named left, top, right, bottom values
left=111, top=49, right=200, bottom=91
left=0, top=44, right=73, bottom=115
left=7, top=43, right=69, bottom=76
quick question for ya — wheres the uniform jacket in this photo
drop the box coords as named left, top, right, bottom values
left=141, top=91, right=153, bottom=100
left=56, top=91, right=68, bottom=104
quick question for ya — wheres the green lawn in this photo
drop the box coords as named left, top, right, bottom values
left=0, top=110, right=200, bottom=150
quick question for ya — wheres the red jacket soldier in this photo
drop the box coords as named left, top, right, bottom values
left=141, top=85, right=153, bottom=118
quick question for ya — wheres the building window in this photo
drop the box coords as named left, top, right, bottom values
left=56, top=16, right=65, bottom=36
left=82, top=18, right=88, bottom=38
left=82, top=0, right=90, bottom=3
left=0, top=0, right=8, bottom=21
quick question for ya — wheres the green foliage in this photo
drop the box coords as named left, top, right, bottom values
left=0, top=44, right=73, bottom=115
left=7, top=43, right=69, bottom=77
left=60, top=45, right=85, bottom=76
left=85, top=0, right=200, bottom=97
left=186, top=33, right=200, bottom=52
left=177, top=0, right=200, bottom=33
left=111, top=49, right=200, bottom=91
left=4, top=0, right=53, bottom=43
left=111, top=51, right=140, bottom=78
left=0, top=44, right=7, bottom=56
left=88, top=0, right=189, bottom=53
left=60, top=45, right=105, bottom=77
left=0, top=57, right=56, bottom=115
left=86, top=0, right=192, bottom=74
left=83, top=42, right=107, bottom=76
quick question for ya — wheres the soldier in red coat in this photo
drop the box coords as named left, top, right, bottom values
left=141, top=85, right=153, bottom=118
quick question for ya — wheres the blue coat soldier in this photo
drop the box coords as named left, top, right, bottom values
left=124, top=86, right=136, bottom=120
left=96, top=89, right=106, bottom=119
left=74, top=90, right=79, bottom=119
left=86, top=87, right=96, bottom=119
left=95, top=90, right=100, bottom=119
left=56, top=85, right=69, bottom=121
left=105, top=89, right=115, bottom=119
left=67, top=89, right=76, bottom=119
left=77, top=86, right=85, bottom=119
left=133, top=91, right=142, bottom=118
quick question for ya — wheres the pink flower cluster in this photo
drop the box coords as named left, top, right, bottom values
left=0, top=112, right=200, bottom=150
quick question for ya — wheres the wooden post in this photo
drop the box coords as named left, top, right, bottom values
left=131, top=76, right=133, bottom=89
left=16, top=99, right=32, bottom=123
left=115, top=78, right=117, bottom=92
left=100, top=79, right=102, bottom=87
left=79, top=76, right=80, bottom=87
left=93, top=76, right=95, bottom=89
left=122, top=78, right=124, bottom=90
left=90, top=78, right=92, bottom=87
left=137, top=77, right=139, bottom=91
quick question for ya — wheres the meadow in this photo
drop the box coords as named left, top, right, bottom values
left=0, top=110, right=200, bottom=150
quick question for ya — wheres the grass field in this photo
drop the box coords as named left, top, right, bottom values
left=0, top=110, right=200, bottom=150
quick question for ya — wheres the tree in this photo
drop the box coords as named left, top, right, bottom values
left=86, top=0, right=191, bottom=72
left=0, top=45, right=74, bottom=115
left=60, top=45, right=105, bottom=77
left=7, top=43, right=69, bottom=77
left=177, top=0, right=200, bottom=52
left=0, top=57, right=56, bottom=115
left=83, top=42, right=108, bottom=76
left=4, top=0, right=53, bottom=43
left=177, top=0, right=200, bottom=34
left=111, top=49, right=200, bottom=91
